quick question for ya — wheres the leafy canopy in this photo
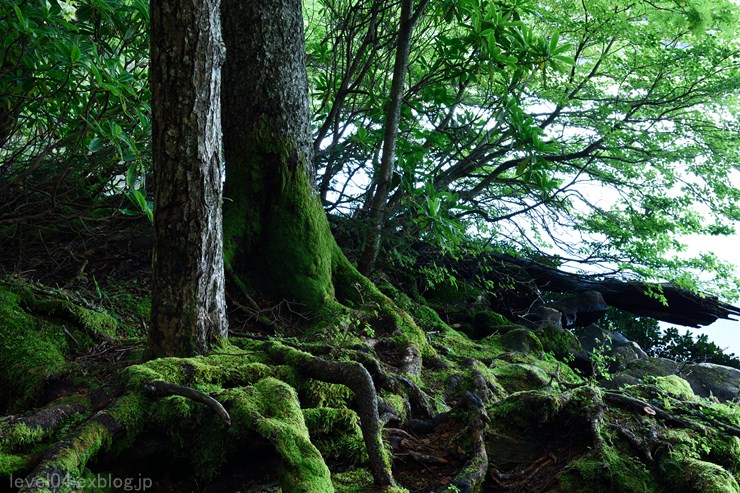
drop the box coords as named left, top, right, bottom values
left=306, top=0, right=740, bottom=298
left=1, top=0, right=739, bottom=299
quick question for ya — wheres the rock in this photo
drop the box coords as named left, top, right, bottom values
left=518, top=306, right=563, bottom=329
left=601, top=373, right=641, bottom=390
left=471, top=311, right=511, bottom=339
left=500, top=328, right=543, bottom=355
left=609, top=342, right=648, bottom=371
left=554, top=291, right=608, bottom=327
left=577, top=324, right=631, bottom=354
left=622, top=357, right=680, bottom=379
left=680, top=363, right=740, bottom=402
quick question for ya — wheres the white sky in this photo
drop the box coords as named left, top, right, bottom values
left=664, top=233, right=740, bottom=356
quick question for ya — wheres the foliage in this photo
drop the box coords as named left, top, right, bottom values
left=0, top=0, right=152, bottom=231
left=605, top=307, right=740, bottom=368
left=306, top=0, right=740, bottom=298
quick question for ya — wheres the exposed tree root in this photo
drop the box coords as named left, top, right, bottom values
left=143, top=380, right=231, bottom=426
left=19, top=410, right=122, bottom=493
left=265, top=341, right=395, bottom=487
left=0, top=403, right=88, bottom=445
left=444, top=400, right=489, bottom=493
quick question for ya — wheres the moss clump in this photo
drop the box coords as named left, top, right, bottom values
left=498, top=328, right=543, bottom=354
left=122, top=352, right=297, bottom=391
left=653, top=375, right=696, bottom=400
left=379, top=390, right=409, bottom=421
left=0, top=422, right=46, bottom=451
left=538, top=325, right=581, bottom=361
left=0, top=452, right=31, bottom=476
left=67, top=303, right=117, bottom=337
left=225, top=378, right=333, bottom=492
left=490, top=361, right=551, bottom=392
left=304, top=407, right=367, bottom=463
left=332, top=468, right=375, bottom=492
left=300, top=379, right=354, bottom=408
left=0, top=286, right=69, bottom=409
left=471, top=310, right=511, bottom=338
left=489, top=389, right=567, bottom=430
left=558, top=445, right=657, bottom=492
left=660, top=449, right=740, bottom=493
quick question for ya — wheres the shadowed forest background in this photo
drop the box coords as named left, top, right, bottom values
left=2, top=0, right=740, bottom=492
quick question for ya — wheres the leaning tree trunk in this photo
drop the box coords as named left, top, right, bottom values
left=149, top=0, right=227, bottom=357
left=221, top=0, right=337, bottom=309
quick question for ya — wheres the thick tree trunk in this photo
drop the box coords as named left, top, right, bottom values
left=221, top=0, right=336, bottom=309
left=149, top=0, right=227, bottom=357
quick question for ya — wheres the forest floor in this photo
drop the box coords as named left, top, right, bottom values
left=2, top=223, right=740, bottom=493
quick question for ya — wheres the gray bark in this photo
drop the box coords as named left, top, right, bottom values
left=149, top=0, right=227, bottom=357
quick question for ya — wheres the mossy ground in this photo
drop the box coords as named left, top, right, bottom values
left=2, top=275, right=740, bottom=492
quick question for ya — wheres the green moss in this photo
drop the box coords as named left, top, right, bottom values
left=538, top=325, right=581, bottom=361
left=225, top=378, right=333, bottom=492
left=223, top=126, right=335, bottom=309
left=0, top=286, right=69, bottom=408
left=0, top=422, right=46, bottom=451
left=471, top=310, right=511, bottom=338
left=379, top=391, right=409, bottom=422
left=304, top=407, right=366, bottom=463
left=301, top=380, right=354, bottom=408
left=498, top=328, right=543, bottom=354
left=660, top=449, right=740, bottom=493
left=0, top=452, right=31, bottom=476
left=490, top=361, right=551, bottom=392
left=122, top=352, right=294, bottom=391
left=559, top=445, right=657, bottom=492
left=653, top=375, right=696, bottom=400
left=332, top=249, right=434, bottom=359
left=106, top=394, right=147, bottom=449
left=490, top=389, right=567, bottom=430
left=706, top=435, right=740, bottom=477
left=26, top=296, right=117, bottom=338
left=332, top=468, right=375, bottom=492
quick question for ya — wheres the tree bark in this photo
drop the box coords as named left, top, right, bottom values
left=149, top=0, right=227, bottom=357
left=221, top=0, right=336, bottom=309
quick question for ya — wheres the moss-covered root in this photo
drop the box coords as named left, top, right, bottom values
left=17, top=412, right=121, bottom=493
left=0, top=403, right=88, bottom=450
left=443, top=398, right=489, bottom=493
left=223, top=378, right=333, bottom=493
left=267, top=342, right=395, bottom=487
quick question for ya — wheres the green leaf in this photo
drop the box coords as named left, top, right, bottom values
left=70, top=44, right=81, bottom=64
left=88, top=137, right=104, bottom=153
left=12, top=3, right=24, bottom=26
left=515, top=156, right=531, bottom=176
left=125, top=163, right=138, bottom=188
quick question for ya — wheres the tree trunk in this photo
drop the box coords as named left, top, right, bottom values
left=358, top=0, right=429, bottom=275
left=221, top=0, right=336, bottom=309
left=149, top=0, right=227, bottom=357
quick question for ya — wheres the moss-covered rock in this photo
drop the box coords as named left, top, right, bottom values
left=0, top=285, right=70, bottom=409
left=558, top=446, right=658, bottom=493
left=653, top=375, right=696, bottom=400
left=660, top=449, right=740, bottom=493
left=499, top=328, right=543, bottom=355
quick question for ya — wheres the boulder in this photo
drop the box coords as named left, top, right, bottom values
left=554, top=291, right=608, bottom=327
left=680, top=363, right=740, bottom=402
left=577, top=324, right=629, bottom=352
left=518, top=306, right=563, bottom=329
left=500, top=328, right=543, bottom=355
left=610, top=342, right=649, bottom=371
left=621, top=357, right=680, bottom=379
